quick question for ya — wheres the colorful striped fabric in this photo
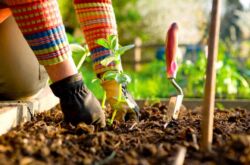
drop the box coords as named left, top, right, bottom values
left=74, top=0, right=120, bottom=74
left=6, top=0, right=70, bottom=66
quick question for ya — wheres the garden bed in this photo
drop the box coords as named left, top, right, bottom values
left=0, top=103, right=249, bottom=165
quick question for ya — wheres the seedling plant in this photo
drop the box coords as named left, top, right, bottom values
left=69, top=35, right=138, bottom=125
left=96, top=35, right=135, bottom=125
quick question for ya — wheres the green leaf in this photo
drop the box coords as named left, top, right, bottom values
left=115, top=73, right=131, bottom=84
left=70, top=44, right=90, bottom=71
left=102, top=71, right=118, bottom=81
left=100, top=56, right=116, bottom=66
left=70, top=44, right=86, bottom=54
left=91, top=78, right=100, bottom=83
left=116, top=44, right=135, bottom=56
left=114, top=59, right=121, bottom=65
left=108, top=35, right=118, bottom=51
left=123, top=73, right=132, bottom=83
left=96, top=38, right=110, bottom=49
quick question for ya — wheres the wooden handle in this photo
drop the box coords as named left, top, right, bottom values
left=165, top=22, right=179, bottom=79
left=201, top=0, right=221, bottom=151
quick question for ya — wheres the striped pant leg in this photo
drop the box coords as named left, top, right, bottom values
left=73, top=0, right=120, bottom=75
left=5, top=0, right=71, bottom=66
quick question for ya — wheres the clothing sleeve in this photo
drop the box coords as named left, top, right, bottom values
left=73, top=0, right=120, bottom=74
left=5, top=0, right=71, bottom=66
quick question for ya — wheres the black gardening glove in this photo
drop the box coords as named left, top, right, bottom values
left=50, top=73, right=105, bottom=127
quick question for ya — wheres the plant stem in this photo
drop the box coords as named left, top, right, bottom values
left=109, top=84, right=122, bottom=125
left=76, top=53, right=87, bottom=70
left=101, top=91, right=106, bottom=108
left=110, top=109, right=117, bottom=124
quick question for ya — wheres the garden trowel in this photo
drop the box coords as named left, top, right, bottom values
left=165, top=23, right=184, bottom=122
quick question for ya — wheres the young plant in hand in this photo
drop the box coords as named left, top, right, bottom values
left=96, top=35, right=135, bottom=125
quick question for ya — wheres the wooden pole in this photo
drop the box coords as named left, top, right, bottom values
left=201, top=0, right=221, bottom=151
left=134, top=37, right=142, bottom=71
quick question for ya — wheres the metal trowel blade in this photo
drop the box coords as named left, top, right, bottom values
left=167, top=94, right=183, bottom=120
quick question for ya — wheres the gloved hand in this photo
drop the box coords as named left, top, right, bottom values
left=101, top=80, right=140, bottom=122
left=50, top=73, right=105, bottom=127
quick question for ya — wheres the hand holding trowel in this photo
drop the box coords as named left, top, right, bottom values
left=165, top=23, right=184, bottom=126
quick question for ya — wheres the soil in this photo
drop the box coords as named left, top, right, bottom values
left=0, top=103, right=249, bottom=165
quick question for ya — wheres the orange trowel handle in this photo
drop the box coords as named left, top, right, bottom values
left=165, top=23, right=179, bottom=79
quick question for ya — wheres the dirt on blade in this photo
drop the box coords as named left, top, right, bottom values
left=0, top=103, right=249, bottom=165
